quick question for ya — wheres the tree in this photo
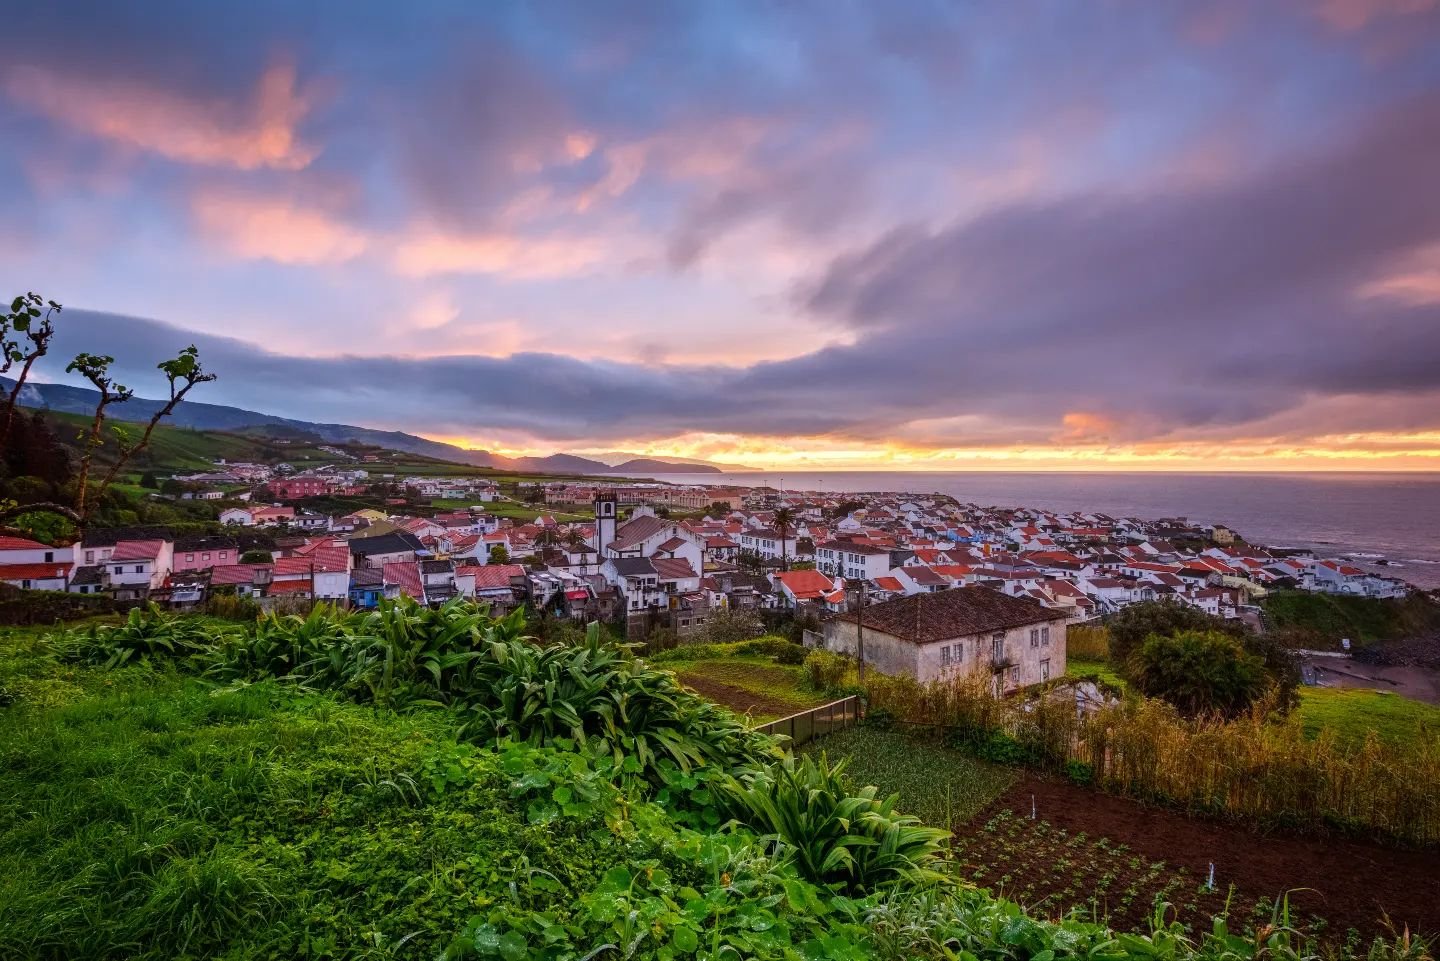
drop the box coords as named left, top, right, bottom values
left=1, top=293, right=60, bottom=450
left=1125, top=630, right=1267, bottom=719
left=0, top=293, right=216, bottom=539
left=488, top=544, right=510, bottom=565
left=773, top=506, right=796, bottom=572
left=1108, top=599, right=1299, bottom=712
left=563, top=528, right=589, bottom=550
left=139, top=471, right=159, bottom=489
left=239, top=549, right=273, bottom=564
left=533, top=527, right=561, bottom=549
left=1107, top=599, right=1247, bottom=666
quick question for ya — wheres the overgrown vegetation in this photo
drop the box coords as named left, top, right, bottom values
left=800, top=725, right=1017, bottom=826
left=1263, top=591, right=1440, bottom=649
left=1, top=606, right=1435, bottom=959
left=864, top=668, right=1440, bottom=845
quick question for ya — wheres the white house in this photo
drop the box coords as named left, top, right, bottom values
left=814, top=540, right=891, bottom=582
left=106, top=539, right=174, bottom=600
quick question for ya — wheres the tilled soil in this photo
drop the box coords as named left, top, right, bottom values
left=956, top=772, right=1440, bottom=940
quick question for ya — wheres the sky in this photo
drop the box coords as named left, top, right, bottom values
left=4, top=0, right=1440, bottom=471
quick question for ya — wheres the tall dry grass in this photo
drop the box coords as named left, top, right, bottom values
left=864, top=671, right=1440, bottom=846
left=1065, top=623, right=1111, bottom=661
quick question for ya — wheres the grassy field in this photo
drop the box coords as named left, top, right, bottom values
left=1296, top=686, right=1440, bottom=746
left=670, top=656, right=831, bottom=722
left=430, top=497, right=594, bottom=522
left=801, top=726, right=1016, bottom=826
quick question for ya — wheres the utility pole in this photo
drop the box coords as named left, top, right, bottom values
left=855, top=578, right=867, bottom=684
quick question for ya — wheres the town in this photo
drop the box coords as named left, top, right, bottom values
left=1, top=458, right=1414, bottom=691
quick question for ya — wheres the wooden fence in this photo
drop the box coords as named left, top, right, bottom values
left=753, top=695, right=861, bottom=747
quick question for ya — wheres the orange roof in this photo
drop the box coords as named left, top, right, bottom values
left=774, top=568, right=835, bottom=600
left=872, top=576, right=904, bottom=592
left=268, top=579, right=313, bottom=595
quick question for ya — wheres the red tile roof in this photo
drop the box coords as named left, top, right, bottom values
left=0, top=536, right=50, bottom=551
left=269, top=579, right=313, bottom=595
left=468, top=563, right=526, bottom=590
left=112, top=539, right=166, bottom=561
left=382, top=561, right=423, bottom=598
left=211, top=563, right=271, bottom=585
left=0, top=562, right=72, bottom=580
left=652, top=557, right=699, bottom=580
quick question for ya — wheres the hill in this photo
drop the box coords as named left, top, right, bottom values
left=4, top=377, right=748, bottom=475
left=611, top=458, right=721, bottom=473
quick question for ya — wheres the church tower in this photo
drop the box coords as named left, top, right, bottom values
left=594, top=490, right=618, bottom=556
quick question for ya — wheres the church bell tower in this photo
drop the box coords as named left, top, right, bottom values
left=594, top=491, right=618, bottom=555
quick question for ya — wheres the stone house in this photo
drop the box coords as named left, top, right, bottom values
left=822, top=585, right=1066, bottom=692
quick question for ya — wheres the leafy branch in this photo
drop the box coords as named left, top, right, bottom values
left=1, top=292, right=61, bottom=449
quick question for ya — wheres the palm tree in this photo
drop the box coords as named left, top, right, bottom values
left=563, top=528, right=589, bottom=551
left=534, top=527, right=561, bottom=549
left=773, top=506, right=796, bottom=572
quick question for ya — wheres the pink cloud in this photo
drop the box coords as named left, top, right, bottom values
left=1312, top=0, right=1437, bottom=31
left=190, top=189, right=367, bottom=265
left=1, top=61, right=317, bottom=170
left=389, top=227, right=611, bottom=279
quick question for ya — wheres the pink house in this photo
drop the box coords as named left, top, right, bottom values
left=173, top=537, right=241, bottom=573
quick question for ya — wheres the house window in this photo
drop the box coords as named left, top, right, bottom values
left=114, top=566, right=123, bottom=575
left=1042, top=626, right=1050, bottom=646
left=1008, top=665, right=1020, bottom=685
left=202, top=553, right=211, bottom=561
left=1040, top=659, right=1051, bottom=681
left=44, top=551, right=53, bottom=563
left=1030, top=628, right=1039, bottom=648
left=220, top=551, right=228, bottom=559
left=939, top=645, right=952, bottom=666
left=186, top=554, right=195, bottom=562
left=85, top=551, right=94, bottom=563
left=991, top=633, right=1005, bottom=662
left=134, top=566, right=144, bottom=574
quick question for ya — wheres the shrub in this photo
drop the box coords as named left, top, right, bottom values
left=0, top=584, right=116, bottom=626
left=1125, top=629, right=1267, bottom=719
left=1108, top=601, right=1298, bottom=712
left=719, top=752, right=951, bottom=892
left=54, top=603, right=218, bottom=668
left=1107, top=600, right=1246, bottom=666
left=772, top=642, right=806, bottom=665
left=699, top=607, right=765, bottom=644
left=802, top=648, right=849, bottom=693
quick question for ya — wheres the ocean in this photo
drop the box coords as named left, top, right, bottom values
left=603, top=471, right=1440, bottom=589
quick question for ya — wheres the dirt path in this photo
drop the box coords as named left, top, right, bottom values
left=964, top=773, right=1440, bottom=939
left=1301, top=653, right=1440, bottom=705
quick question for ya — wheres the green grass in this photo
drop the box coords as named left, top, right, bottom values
left=1065, top=658, right=1127, bottom=689
left=801, top=726, right=1016, bottom=827
left=431, top=497, right=594, bottom=522
left=1296, top=687, right=1440, bottom=747
left=0, top=667, right=648, bottom=959
left=1262, top=590, right=1440, bottom=647
left=672, top=656, right=831, bottom=721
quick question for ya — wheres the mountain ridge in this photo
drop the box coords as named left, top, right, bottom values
left=3, top=378, right=749, bottom=475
